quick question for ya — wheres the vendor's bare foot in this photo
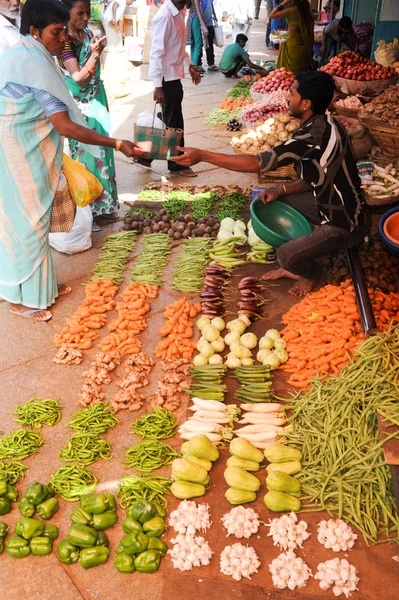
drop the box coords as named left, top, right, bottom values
left=230, top=74, right=240, bottom=79
left=10, top=304, right=52, bottom=321
left=262, top=268, right=301, bottom=282
left=58, top=284, right=72, bottom=296
left=289, top=278, right=315, bottom=297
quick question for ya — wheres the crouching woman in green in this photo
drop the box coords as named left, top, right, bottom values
left=0, top=0, right=143, bottom=322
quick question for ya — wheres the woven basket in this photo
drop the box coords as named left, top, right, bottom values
left=335, top=105, right=364, bottom=119
left=333, top=75, right=397, bottom=97
left=365, top=191, right=399, bottom=206
left=359, top=114, right=399, bottom=157
left=232, top=144, right=259, bottom=155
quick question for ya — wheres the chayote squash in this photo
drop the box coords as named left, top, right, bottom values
left=229, top=438, right=264, bottom=463
left=264, top=443, right=302, bottom=463
left=172, top=458, right=209, bottom=484
left=180, top=442, right=192, bottom=455
left=264, top=490, right=300, bottom=512
left=225, top=488, right=256, bottom=505
left=223, top=467, right=260, bottom=492
left=266, top=471, right=301, bottom=494
left=185, top=435, right=219, bottom=462
left=266, top=460, right=302, bottom=476
left=183, top=455, right=213, bottom=472
left=226, top=456, right=260, bottom=472
left=171, top=481, right=206, bottom=500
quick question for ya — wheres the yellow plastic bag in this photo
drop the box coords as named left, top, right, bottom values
left=62, top=153, right=103, bottom=208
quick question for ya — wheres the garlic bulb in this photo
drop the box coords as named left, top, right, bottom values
left=314, top=558, right=359, bottom=598
left=269, top=550, right=312, bottom=590
left=221, top=506, right=260, bottom=539
left=317, top=519, right=357, bottom=552
left=169, top=533, right=213, bottom=571
left=266, top=512, right=310, bottom=550
left=220, top=543, right=260, bottom=581
left=168, top=501, right=211, bottom=535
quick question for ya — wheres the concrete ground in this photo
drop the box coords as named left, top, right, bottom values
left=1, top=10, right=398, bottom=600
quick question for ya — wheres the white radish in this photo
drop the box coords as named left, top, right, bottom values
left=248, top=441, right=276, bottom=449
left=193, top=410, right=230, bottom=420
left=238, top=416, right=286, bottom=426
left=179, top=421, right=220, bottom=433
left=240, top=403, right=283, bottom=413
left=179, top=431, right=222, bottom=442
left=238, top=412, right=282, bottom=421
left=192, top=397, right=227, bottom=411
left=189, top=415, right=231, bottom=424
left=234, top=431, right=277, bottom=441
left=236, top=424, right=284, bottom=434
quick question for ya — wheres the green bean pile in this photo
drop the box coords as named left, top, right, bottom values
left=50, top=465, right=97, bottom=501
left=285, top=326, right=399, bottom=544
left=0, top=429, right=44, bottom=460
left=216, top=191, right=247, bottom=221
left=59, top=433, right=112, bottom=465
left=0, top=460, right=27, bottom=484
left=233, top=365, right=271, bottom=383
left=125, top=206, right=154, bottom=219
left=124, top=440, right=180, bottom=472
left=88, top=231, right=137, bottom=285
left=163, top=190, right=191, bottom=220
left=137, top=190, right=163, bottom=201
left=132, top=408, right=177, bottom=440
left=130, top=233, right=171, bottom=286
left=69, top=403, right=119, bottom=434
left=14, top=397, right=61, bottom=429
left=204, top=108, right=241, bottom=125
left=234, top=382, right=273, bottom=403
left=118, top=475, right=171, bottom=508
left=172, top=238, right=211, bottom=292
left=190, top=192, right=219, bottom=220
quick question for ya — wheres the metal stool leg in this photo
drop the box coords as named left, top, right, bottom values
left=346, top=247, right=378, bottom=337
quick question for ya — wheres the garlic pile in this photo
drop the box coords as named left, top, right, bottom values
left=169, top=534, right=213, bottom=571
left=269, top=550, right=312, bottom=590
left=168, top=501, right=211, bottom=535
left=266, top=512, right=310, bottom=550
left=221, top=506, right=260, bottom=539
left=220, top=543, right=260, bottom=581
left=317, top=519, right=357, bottom=552
left=314, top=558, right=359, bottom=598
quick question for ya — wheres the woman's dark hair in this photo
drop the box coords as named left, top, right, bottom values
left=61, top=0, right=90, bottom=10
left=293, top=0, right=313, bottom=32
left=21, top=0, right=70, bottom=35
left=339, top=16, right=353, bottom=30
left=236, top=34, right=248, bottom=44
left=295, top=71, right=335, bottom=114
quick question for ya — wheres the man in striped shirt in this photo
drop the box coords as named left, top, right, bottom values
left=171, top=70, right=369, bottom=296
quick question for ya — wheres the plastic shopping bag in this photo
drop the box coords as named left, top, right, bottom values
left=62, top=153, right=103, bottom=208
left=49, top=205, right=93, bottom=254
left=136, top=110, right=165, bottom=129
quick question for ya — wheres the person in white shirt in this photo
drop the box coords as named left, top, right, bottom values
left=231, top=0, right=253, bottom=39
left=102, top=0, right=133, bottom=50
left=148, top=0, right=201, bottom=176
left=0, top=0, right=21, bottom=57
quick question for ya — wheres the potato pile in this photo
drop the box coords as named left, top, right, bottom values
left=231, top=113, right=299, bottom=153
left=362, top=85, right=399, bottom=126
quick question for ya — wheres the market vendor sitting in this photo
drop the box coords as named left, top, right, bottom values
left=320, top=16, right=359, bottom=65
left=171, top=70, right=369, bottom=297
left=219, top=34, right=265, bottom=79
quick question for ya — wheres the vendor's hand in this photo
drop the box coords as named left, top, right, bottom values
left=258, top=187, right=282, bottom=205
left=189, top=64, right=201, bottom=85
left=119, top=140, right=146, bottom=158
left=153, top=87, right=164, bottom=104
left=170, top=146, right=202, bottom=166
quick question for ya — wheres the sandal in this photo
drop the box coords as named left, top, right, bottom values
left=92, top=222, right=101, bottom=232
left=10, top=307, right=52, bottom=322
left=168, top=168, right=198, bottom=178
left=58, top=284, right=72, bottom=296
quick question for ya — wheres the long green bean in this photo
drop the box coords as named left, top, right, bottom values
left=118, top=475, right=171, bottom=508
left=131, top=408, right=177, bottom=440
left=14, top=397, right=61, bottom=429
left=88, top=231, right=137, bottom=285
left=0, top=429, right=44, bottom=460
left=59, top=433, right=112, bottom=465
left=0, top=460, right=27, bottom=484
left=49, top=465, right=97, bottom=501
left=124, top=440, right=180, bottom=472
left=130, top=233, right=170, bottom=286
left=172, top=238, right=211, bottom=292
left=68, top=403, right=119, bottom=434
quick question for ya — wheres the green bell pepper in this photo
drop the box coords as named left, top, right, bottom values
left=103, top=492, right=117, bottom=512
left=114, top=552, right=135, bottom=574
left=148, top=537, right=168, bottom=556
left=95, top=531, right=109, bottom=547
left=80, top=545, right=109, bottom=568
left=127, top=500, right=156, bottom=524
left=6, top=535, right=31, bottom=558
left=18, top=498, right=35, bottom=518
left=0, top=538, right=4, bottom=554
left=0, top=521, right=9, bottom=538
left=67, top=524, right=98, bottom=548
left=0, top=497, right=11, bottom=516
left=25, top=482, right=48, bottom=506
left=4, top=484, right=18, bottom=502
left=71, top=506, right=92, bottom=526
left=30, top=536, right=53, bottom=556
left=42, top=524, right=59, bottom=540
left=14, top=517, right=44, bottom=540
left=134, top=549, right=161, bottom=573
left=154, top=502, right=167, bottom=518
left=0, top=481, right=7, bottom=496
left=81, top=493, right=107, bottom=515
left=122, top=517, right=143, bottom=535
left=92, top=510, right=117, bottom=531
left=57, top=540, right=80, bottom=564
left=143, top=516, right=165, bottom=538
left=117, top=531, right=149, bottom=556
left=44, top=485, right=55, bottom=499
left=36, top=497, right=59, bottom=520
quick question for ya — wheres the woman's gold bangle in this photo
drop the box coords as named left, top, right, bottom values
left=282, top=185, right=287, bottom=194
left=115, top=140, right=122, bottom=152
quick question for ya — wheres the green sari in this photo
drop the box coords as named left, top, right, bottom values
left=277, top=6, right=313, bottom=74
left=63, top=30, right=118, bottom=217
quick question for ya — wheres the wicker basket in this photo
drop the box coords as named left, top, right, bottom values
left=232, top=144, right=259, bottom=155
left=335, top=105, right=364, bottom=119
left=333, top=75, right=397, bottom=97
left=359, top=114, right=399, bottom=157
left=365, top=191, right=399, bottom=206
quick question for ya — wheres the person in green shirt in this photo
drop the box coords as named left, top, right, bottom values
left=219, top=33, right=264, bottom=78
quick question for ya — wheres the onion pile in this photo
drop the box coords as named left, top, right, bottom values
left=251, top=68, right=294, bottom=93
left=200, top=264, right=230, bottom=317
left=240, top=103, right=288, bottom=126
left=321, top=50, right=397, bottom=81
left=237, top=277, right=264, bottom=320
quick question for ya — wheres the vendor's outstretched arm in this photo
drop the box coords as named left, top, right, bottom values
left=171, top=147, right=260, bottom=172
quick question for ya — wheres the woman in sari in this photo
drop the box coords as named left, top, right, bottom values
left=269, top=0, right=314, bottom=74
left=0, top=0, right=143, bottom=321
left=60, top=0, right=118, bottom=231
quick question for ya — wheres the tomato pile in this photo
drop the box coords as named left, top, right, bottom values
left=251, top=67, right=294, bottom=93
left=321, top=51, right=397, bottom=81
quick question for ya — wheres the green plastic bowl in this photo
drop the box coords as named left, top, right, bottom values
left=250, top=197, right=312, bottom=248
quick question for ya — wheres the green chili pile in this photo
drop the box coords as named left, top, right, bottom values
left=190, top=191, right=219, bottom=220
left=125, top=206, right=155, bottom=219
left=130, top=233, right=170, bottom=286
left=124, top=440, right=180, bottom=472
left=0, top=460, right=27, bottom=484
left=118, top=475, right=171, bottom=508
left=216, top=191, right=247, bottom=221
left=50, top=465, right=97, bottom=501
left=14, top=397, right=61, bottom=429
left=88, top=231, right=137, bottom=285
left=68, top=403, right=119, bottom=435
left=285, top=326, right=399, bottom=544
left=59, top=433, right=112, bottom=465
left=0, top=429, right=44, bottom=460
left=172, top=238, right=211, bottom=292
left=131, top=408, right=177, bottom=440
left=163, top=190, right=191, bottom=219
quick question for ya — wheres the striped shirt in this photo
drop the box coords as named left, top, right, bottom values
left=0, top=83, right=67, bottom=117
left=258, top=114, right=367, bottom=232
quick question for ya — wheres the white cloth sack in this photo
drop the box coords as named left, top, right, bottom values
left=136, top=110, right=165, bottom=129
left=49, top=205, right=93, bottom=254
left=214, top=23, right=224, bottom=47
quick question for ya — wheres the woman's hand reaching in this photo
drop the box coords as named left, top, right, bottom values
left=118, top=141, right=147, bottom=158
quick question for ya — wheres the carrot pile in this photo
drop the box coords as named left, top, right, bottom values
left=98, top=283, right=158, bottom=356
left=219, top=97, right=249, bottom=110
left=155, top=298, right=201, bottom=360
left=280, top=281, right=399, bottom=388
left=54, top=279, right=118, bottom=350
